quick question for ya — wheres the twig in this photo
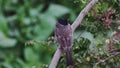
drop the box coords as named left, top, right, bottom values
left=93, top=52, right=120, bottom=68
left=49, top=0, right=99, bottom=68
left=108, top=48, right=120, bottom=53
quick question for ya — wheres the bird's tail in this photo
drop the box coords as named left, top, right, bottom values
left=65, top=48, right=73, bottom=66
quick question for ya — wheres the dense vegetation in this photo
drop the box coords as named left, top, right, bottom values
left=0, top=0, right=120, bottom=68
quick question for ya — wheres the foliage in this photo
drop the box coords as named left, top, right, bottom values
left=0, top=0, right=120, bottom=68
left=0, top=0, right=70, bottom=68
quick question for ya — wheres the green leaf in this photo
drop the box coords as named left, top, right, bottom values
left=94, top=34, right=105, bottom=46
left=46, top=4, right=70, bottom=17
left=0, top=15, right=9, bottom=34
left=0, top=31, right=16, bottom=47
left=24, top=47, right=39, bottom=63
left=31, top=14, right=56, bottom=40
left=26, top=4, right=70, bottom=40
left=80, top=31, right=94, bottom=41
left=2, top=62, right=13, bottom=68
left=29, top=8, right=39, bottom=17
left=80, top=31, right=94, bottom=52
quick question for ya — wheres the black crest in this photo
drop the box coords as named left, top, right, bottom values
left=58, top=18, right=68, bottom=25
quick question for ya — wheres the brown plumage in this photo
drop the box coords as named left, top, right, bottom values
left=55, top=18, right=73, bottom=66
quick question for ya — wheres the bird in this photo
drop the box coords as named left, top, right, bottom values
left=55, top=18, right=73, bottom=66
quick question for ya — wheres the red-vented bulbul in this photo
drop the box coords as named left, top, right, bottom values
left=55, top=18, right=73, bottom=66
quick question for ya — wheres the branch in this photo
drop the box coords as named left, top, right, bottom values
left=49, top=46, right=62, bottom=68
left=49, top=0, right=99, bottom=68
left=93, top=52, right=120, bottom=68
left=71, top=0, right=98, bottom=31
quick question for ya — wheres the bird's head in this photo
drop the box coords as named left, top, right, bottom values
left=58, top=18, right=68, bottom=25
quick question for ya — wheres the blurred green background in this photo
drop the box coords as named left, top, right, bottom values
left=0, top=0, right=120, bottom=68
